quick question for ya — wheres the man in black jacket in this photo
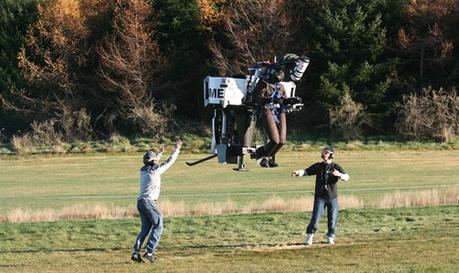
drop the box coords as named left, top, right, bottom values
left=291, top=146, right=350, bottom=245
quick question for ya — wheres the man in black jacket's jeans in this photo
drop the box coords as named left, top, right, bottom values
left=291, top=147, right=350, bottom=245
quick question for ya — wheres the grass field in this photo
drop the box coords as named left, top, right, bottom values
left=0, top=206, right=458, bottom=273
left=1, top=150, right=459, bottom=215
left=0, top=150, right=459, bottom=272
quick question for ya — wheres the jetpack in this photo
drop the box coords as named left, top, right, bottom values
left=185, top=53, right=310, bottom=170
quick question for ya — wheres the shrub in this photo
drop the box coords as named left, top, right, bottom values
left=106, top=134, right=132, bottom=152
left=398, top=87, right=459, bottom=142
left=10, top=134, right=33, bottom=154
left=30, top=119, right=62, bottom=145
left=56, top=107, right=93, bottom=142
left=329, top=91, right=367, bottom=140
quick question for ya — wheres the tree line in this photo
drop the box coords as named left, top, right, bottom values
left=1, top=0, right=458, bottom=143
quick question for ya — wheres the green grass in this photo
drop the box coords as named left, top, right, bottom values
left=1, top=150, right=459, bottom=214
left=1, top=149, right=458, bottom=272
left=0, top=206, right=458, bottom=272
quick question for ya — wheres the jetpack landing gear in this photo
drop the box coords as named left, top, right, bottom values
left=185, top=103, right=256, bottom=171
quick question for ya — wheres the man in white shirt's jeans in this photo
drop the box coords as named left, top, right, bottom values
left=131, top=140, right=182, bottom=263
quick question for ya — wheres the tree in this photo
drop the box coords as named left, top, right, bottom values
left=152, top=0, right=211, bottom=118
left=98, top=0, right=169, bottom=136
left=0, top=0, right=38, bottom=134
left=303, top=0, right=402, bottom=132
left=2, top=0, right=112, bottom=141
left=206, top=0, right=300, bottom=76
left=396, top=0, right=459, bottom=91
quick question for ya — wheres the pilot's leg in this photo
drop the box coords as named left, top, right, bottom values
left=267, top=112, right=286, bottom=167
left=262, top=107, right=280, bottom=158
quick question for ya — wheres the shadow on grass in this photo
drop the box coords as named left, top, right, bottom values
left=0, top=247, right=125, bottom=254
left=0, top=242, right=307, bottom=254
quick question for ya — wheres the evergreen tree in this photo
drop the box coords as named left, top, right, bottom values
left=303, top=0, right=403, bottom=132
left=0, top=0, right=38, bottom=133
left=152, top=0, right=211, bottom=118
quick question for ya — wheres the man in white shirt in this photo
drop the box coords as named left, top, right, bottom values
left=131, top=140, right=182, bottom=263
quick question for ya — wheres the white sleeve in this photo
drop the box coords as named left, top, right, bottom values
left=340, top=173, right=349, bottom=181
left=156, top=149, right=180, bottom=175
left=296, top=170, right=305, bottom=176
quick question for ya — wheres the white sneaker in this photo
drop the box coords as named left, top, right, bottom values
left=304, top=233, right=314, bottom=245
left=327, top=236, right=335, bottom=245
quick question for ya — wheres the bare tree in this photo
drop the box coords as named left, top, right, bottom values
left=98, top=0, right=168, bottom=136
left=398, top=0, right=457, bottom=84
left=206, top=0, right=298, bottom=75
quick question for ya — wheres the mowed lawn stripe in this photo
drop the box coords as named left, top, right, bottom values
left=1, top=151, right=459, bottom=213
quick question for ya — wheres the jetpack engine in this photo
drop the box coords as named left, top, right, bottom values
left=185, top=54, right=310, bottom=170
